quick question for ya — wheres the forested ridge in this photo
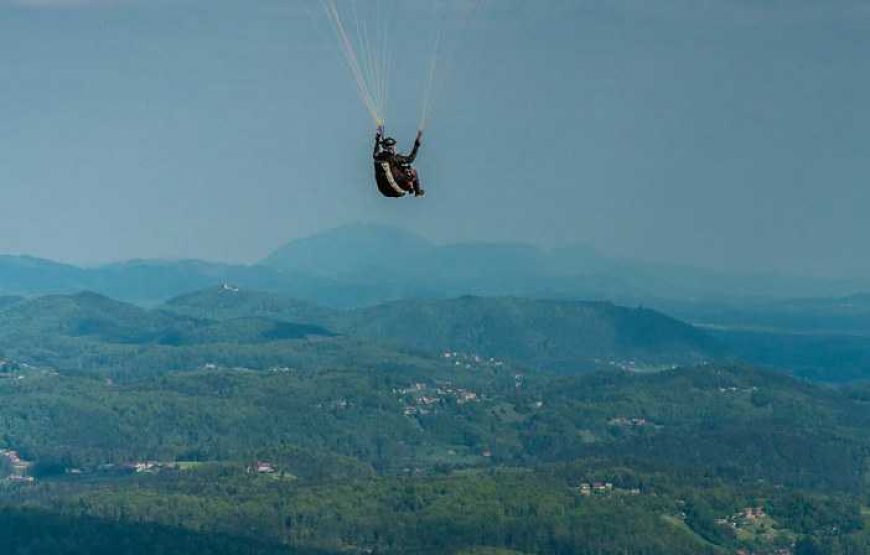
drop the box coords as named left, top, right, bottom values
left=1, top=289, right=869, bottom=553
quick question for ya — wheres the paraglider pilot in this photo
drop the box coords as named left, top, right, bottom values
left=373, top=126, right=424, bottom=197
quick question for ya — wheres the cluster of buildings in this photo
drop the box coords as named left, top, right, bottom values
left=718, top=386, right=758, bottom=394
left=593, top=358, right=680, bottom=373
left=117, top=461, right=183, bottom=474
left=0, top=449, right=34, bottom=483
left=246, top=461, right=277, bottom=474
left=107, top=459, right=260, bottom=477
left=608, top=417, right=651, bottom=428
left=124, top=461, right=161, bottom=473
left=394, top=381, right=482, bottom=416
left=0, top=358, right=25, bottom=381
left=716, top=507, right=768, bottom=540
left=76, top=461, right=204, bottom=475
left=577, top=481, right=641, bottom=497
left=200, top=363, right=259, bottom=373
left=63, top=461, right=191, bottom=476
left=441, top=351, right=505, bottom=370
left=579, top=482, right=613, bottom=495
left=717, top=506, right=768, bottom=529
left=312, top=398, right=352, bottom=411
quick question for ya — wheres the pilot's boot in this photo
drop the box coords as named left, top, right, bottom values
left=409, top=170, right=424, bottom=197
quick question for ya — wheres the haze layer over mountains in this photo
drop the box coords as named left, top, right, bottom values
left=1, top=224, right=867, bottom=307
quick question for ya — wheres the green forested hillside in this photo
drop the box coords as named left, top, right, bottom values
left=166, top=287, right=870, bottom=383
left=711, top=328, right=870, bottom=383
left=3, top=363, right=868, bottom=488
left=0, top=291, right=724, bottom=378
left=3, top=359, right=870, bottom=553
left=0, top=508, right=323, bottom=555
left=333, top=296, right=722, bottom=371
left=0, top=292, right=340, bottom=376
left=1, top=290, right=870, bottom=553
left=167, top=289, right=723, bottom=371
left=0, top=291, right=331, bottom=346
left=165, top=286, right=335, bottom=324
left=0, top=292, right=195, bottom=344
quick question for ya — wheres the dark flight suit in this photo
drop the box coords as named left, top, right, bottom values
left=373, top=133, right=422, bottom=197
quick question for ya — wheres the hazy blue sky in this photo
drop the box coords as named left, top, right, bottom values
left=0, top=0, right=868, bottom=277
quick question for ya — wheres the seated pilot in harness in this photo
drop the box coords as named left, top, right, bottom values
left=373, top=126, right=424, bottom=197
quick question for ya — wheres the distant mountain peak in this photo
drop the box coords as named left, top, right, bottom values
left=284, top=223, right=433, bottom=249
left=260, top=223, right=435, bottom=277
left=70, top=290, right=113, bottom=301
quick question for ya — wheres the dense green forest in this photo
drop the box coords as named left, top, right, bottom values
left=2, top=289, right=870, bottom=553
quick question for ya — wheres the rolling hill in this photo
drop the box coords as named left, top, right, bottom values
left=0, top=291, right=331, bottom=347
left=162, top=288, right=723, bottom=372
left=0, top=287, right=869, bottom=553
left=3, top=361, right=870, bottom=554
left=165, top=285, right=335, bottom=325
left=331, top=296, right=722, bottom=371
